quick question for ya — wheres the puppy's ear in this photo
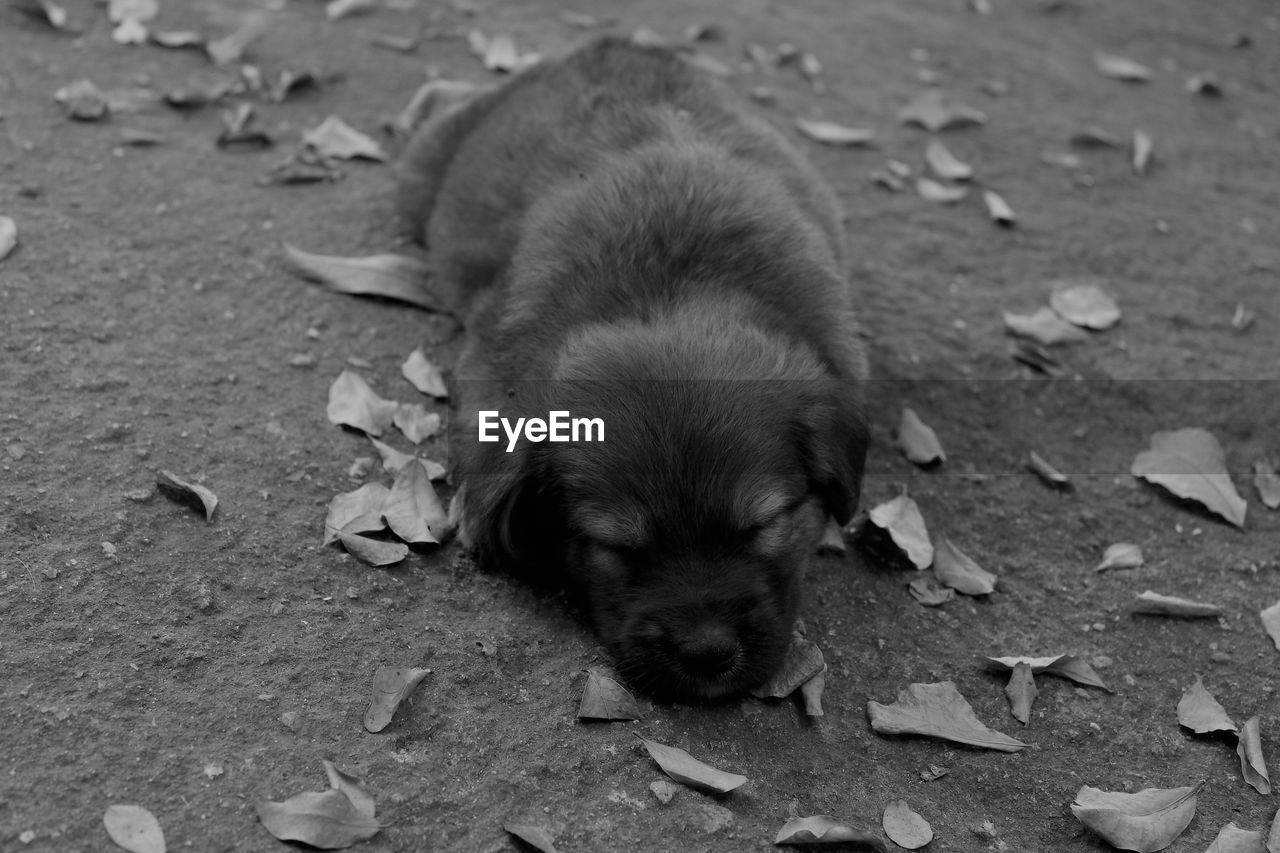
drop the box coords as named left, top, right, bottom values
left=798, top=380, right=870, bottom=526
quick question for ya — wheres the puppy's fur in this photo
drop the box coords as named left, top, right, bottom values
left=397, top=37, right=868, bottom=701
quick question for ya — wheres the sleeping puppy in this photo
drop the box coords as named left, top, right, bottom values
left=396, top=36, right=869, bottom=701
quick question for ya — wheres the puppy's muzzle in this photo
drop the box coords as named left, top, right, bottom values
left=674, top=621, right=741, bottom=678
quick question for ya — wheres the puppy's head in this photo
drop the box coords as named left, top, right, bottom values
left=461, top=308, right=867, bottom=701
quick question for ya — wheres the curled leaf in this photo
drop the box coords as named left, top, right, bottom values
left=1004, top=662, right=1037, bottom=725
left=1132, top=130, right=1154, bottom=175
left=327, top=370, right=398, bottom=436
left=1070, top=126, right=1125, bottom=148
left=0, top=216, right=17, bottom=261
left=637, top=736, right=747, bottom=794
left=867, top=681, right=1026, bottom=752
left=577, top=668, right=640, bottom=721
left=364, top=666, right=431, bottom=733
left=1186, top=72, right=1224, bottom=98
left=16, top=0, right=70, bottom=30
left=156, top=470, right=218, bottom=521
left=1071, top=783, right=1201, bottom=853
left=55, top=79, right=110, bottom=121
left=898, top=89, right=987, bottom=132
left=326, top=0, right=377, bottom=21
left=908, top=573, right=955, bottom=607
left=882, top=801, right=932, bottom=850
left=868, top=495, right=933, bottom=569
left=1096, top=543, right=1143, bottom=572
left=1254, top=459, right=1280, bottom=509
left=401, top=349, right=448, bottom=397
left=323, top=483, right=390, bottom=545
left=103, top=805, right=165, bottom=853
left=1133, top=591, right=1223, bottom=619
left=1238, top=716, right=1271, bottom=794
left=504, top=823, right=560, bottom=853
left=895, top=408, right=945, bottom=466
left=1094, top=52, right=1153, bottom=82
left=915, top=177, right=969, bottom=204
left=1027, top=451, right=1071, bottom=489
left=932, top=535, right=996, bottom=595
left=1263, top=601, right=1280, bottom=651
left=983, top=190, right=1016, bottom=227
left=335, top=530, right=407, bottom=567
left=256, top=790, right=381, bottom=848
left=985, top=655, right=1110, bottom=691
left=284, top=243, right=438, bottom=311
left=1003, top=308, right=1090, bottom=346
left=924, top=139, right=972, bottom=181
left=1050, top=280, right=1121, bottom=330
left=1177, top=677, right=1237, bottom=735
left=393, top=403, right=441, bottom=444
left=381, top=458, right=449, bottom=544
left=320, top=760, right=376, bottom=820
left=206, top=12, right=270, bottom=66
left=1206, top=823, right=1266, bottom=853
left=303, top=116, right=386, bottom=161
left=799, top=665, right=826, bottom=717
left=774, top=816, right=886, bottom=848
left=1131, top=428, right=1247, bottom=527
left=795, top=119, right=876, bottom=147
left=751, top=634, right=825, bottom=700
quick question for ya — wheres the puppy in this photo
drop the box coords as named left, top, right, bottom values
left=397, top=37, right=869, bottom=701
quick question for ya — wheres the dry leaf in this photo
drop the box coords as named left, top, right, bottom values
left=504, top=823, right=560, bottom=853
left=1005, top=662, right=1037, bottom=725
left=868, top=495, right=933, bottom=569
left=983, top=190, right=1016, bottom=227
left=0, top=216, right=17, bottom=261
left=908, top=574, right=955, bottom=607
left=1186, top=72, right=1224, bottom=98
left=577, top=668, right=641, bottom=721
left=111, top=17, right=148, bottom=44
left=795, top=119, right=876, bottom=147
left=1177, top=677, right=1238, bottom=735
left=401, top=349, right=448, bottom=397
left=303, top=116, right=387, bottom=161
left=1012, top=341, right=1066, bottom=377
left=1041, top=149, right=1082, bottom=169
left=1071, top=783, right=1200, bottom=853
left=256, top=790, right=380, bottom=848
left=898, top=89, right=987, bottom=132
left=327, top=370, right=398, bottom=436
left=1268, top=809, right=1280, bottom=853
left=751, top=634, right=825, bottom=699
left=1131, top=428, right=1248, bottom=527
left=216, top=103, right=272, bottom=149
left=1070, top=126, right=1125, bottom=149
left=469, top=30, right=539, bottom=73
left=323, top=483, right=390, bottom=545
left=1254, top=459, right=1280, bottom=509
left=1095, top=543, right=1143, bottom=572
left=1231, top=303, right=1256, bottom=332
left=56, top=79, right=110, bottom=121
left=381, top=458, right=449, bottom=544
left=1206, top=823, right=1266, bottom=853
left=775, top=816, right=886, bottom=848
left=1050, top=280, right=1121, bottom=329
left=925, top=139, right=972, bottom=181
left=336, top=530, right=407, bottom=566
left=1003, top=308, right=1090, bottom=345
left=817, top=518, right=847, bottom=555
left=986, top=655, right=1110, bottom=691
left=637, top=737, right=747, bottom=794
left=896, top=408, right=945, bottom=466
left=882, top=801, right=932, bottom=850
left=870, top=170, right=906, bottom=192
left=1133, top=591, right=1223, bottom=619
left=867, top=681, right=1026, bottom=752
left=1263, top=601, right=1280, bottom=651
left=370, top=33, right=418, bottom=53
left=15, top=0, right=70, bottom=30
left=206, top=12, right=270, bottom=66
left=1095, top=52, right=1153, bottom=82
left=364, top=666, right=430, bottom=732
left=1027, top=451, right=1071, bottom=489
left=915, top=177, right=969, bottom=204
left=150, top=30, right=205, bottom=49
left=326, top=0, right=376, bottom=21
left=156, top=470, right=218, bottom=521
left=320, top=760, right=376, bottom=821
left=103, top=805, right=165, bottom=853
left=393, top=403, right=440, bottom=444
left=1132, top=130, right=1154, bottom=175
left=932, top=535, right=996, bottom=595
left=800, top=665, right=826, bottom=717
left=284, top=244, right=437, bottom=311
left=1239, top=716, right=1271, bottom=795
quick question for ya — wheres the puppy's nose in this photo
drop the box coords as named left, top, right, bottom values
left=676, top=622, right=739, bottom=676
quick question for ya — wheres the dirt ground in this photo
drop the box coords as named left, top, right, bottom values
left=2, top=0, right=1278, bottom=850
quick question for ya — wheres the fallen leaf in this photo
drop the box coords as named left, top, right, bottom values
left=284, top=244, right=437, bottom=310
left=103, top=805, right=165, bottom=853
left=1133, top=590, right=1223, bottom=619
left=216, top=102, right=273, bottom=149
left=1005, top=662, right=1037, bottom=725
left=896, top=408, right=945, bottom=466
left=1071, top=783, right=1201, bottom=853
left=1070, top=126, right=1125, bottom=148
left=156, top=470, right=218, bottom=521
left=111, top=16, right=148, bottom=44
left=150, top=30, right=205, bottom=49
left=336, top=529, right=407, bottom=566
left=1268, top=809, right=1280, bottom=853
left=1186, top=72, right=1224, bottom=98
left=751, top=634, right=825, bottom=699
left=1095, top=52, right=1153, bottom=82
left=401, top=349, right=448, bottom=397
left=469, top=30, right=539, bottom=73
left=1254, top=459, right=1280, bottom=509
left=327, top=370, right=398, bottom=436
left=1041, top=149, right=1082, bottom=169
left=867, top=681, right=1026, bottom=752
left=303, top=116, right=387, bottom=161
left=983, top=190, right=1016, bottom=227
left=636, top=737, right=747, bottom=794
left=108, top=0, right=156, bottom=22
left=1027, top=451, right=1071, bottom=489
left=882, top=801, right=932, bottom=850
left=868, top=495, right=933, bottom=569
left=1050, top=280, right=1121, bottom=329
left=1131, top=428, right=1248, bottom=527
left=206, top=12, right=270, bottom=66
left=1095, top=543, right=1144, bottom=572
left=799, top=665, right=826, bottom=717
left=270, top=68, right=326, bottom=103
left=1132, top=130, right=1154, bottom=175
left=924, top=139, right=972, bottom=180
left=986, top=655, right=1111, bottom=691
left=381, top=458, right=449, bottom=544
left=326, top=0, right=376, bottom=21
left=870, top=170, right=906, bottom=192
left=393, top=403, right=440, bottom=444
left=932, top=535, right=996, bottom=595
left=55, top=79, right=110, bottom=121
left=120, top=128, right=164, bottom=147
left=1003, top=308, right=1090, bottom=345
left=323, top=483, right=389, bottom=546
left=774, top=816, right=886, bottom=849
left=1011, top=341, right=1067, bottom=377
left=504, top=823, right=560, bottom=853
left=369, top=33, right=418, bottom=53
left=794, top=119, right=876, bottom=147
left=1263, top=601, right=1280, bottom=651
left=256, top=790, right=380, bottom=848
left=908, top=574, right=955, bottom=607
left=15, top=0, right=70, bottom=30
left=915, top=177, right=969, bottom=204
left=1177, top=677, right=1238, bottom=735
left=577, top=668, right=641, bottom=721
left=387, top=78, right=485, bottom=137
left=364, top=666, right=431, bottom=733
left=0, top=216, right=17, bottom=261
left=817, top=518, right=847, bottom=555
left=1238, top=716, right=1271, bottom=794
left=1206, top=823, right=1266, bottom=853
left=320, top=760, right=376, bottom=820
left=898, top=89, right=987, bottom=132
